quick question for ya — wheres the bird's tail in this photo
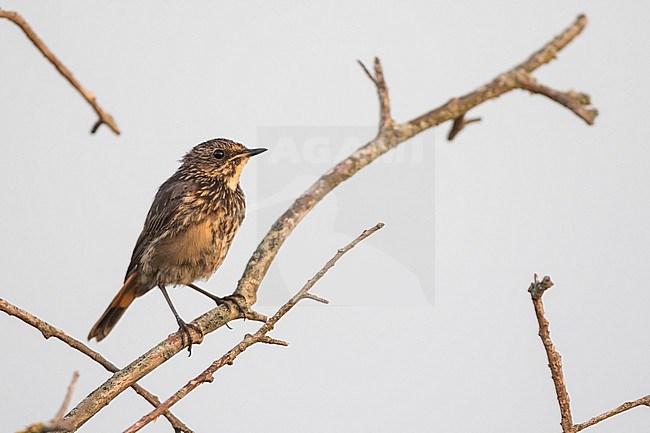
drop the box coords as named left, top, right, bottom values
left=88, top=272, right=139, bottom=342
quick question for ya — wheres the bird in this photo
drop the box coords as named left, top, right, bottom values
left=88, top=138, right=267, bottom=354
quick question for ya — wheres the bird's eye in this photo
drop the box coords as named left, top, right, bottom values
left=213, top=149, right=225, bottom=159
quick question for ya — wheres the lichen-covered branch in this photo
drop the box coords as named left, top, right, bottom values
left=122, top=222, right=383, bottom=433
left=235, top=14, right=595, bottom=307
left=0, top=8, right=120, bottom=135
left=0, top=299, right=192, bottom=433
left=56, top=15, right=597, bottom=431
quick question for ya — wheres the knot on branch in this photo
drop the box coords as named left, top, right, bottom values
left=528, top=274, right=554, bottom=299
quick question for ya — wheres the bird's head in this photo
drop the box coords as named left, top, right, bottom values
left=180, top=138, right=267, bottom=189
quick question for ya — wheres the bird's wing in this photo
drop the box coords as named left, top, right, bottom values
left=124, top=175, right=193, bottom=281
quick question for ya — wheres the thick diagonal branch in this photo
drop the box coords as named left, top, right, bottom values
left=0, top=299, right=192, bottom=433
left=0, top=9, right=120, bottom=135
left=123, top=222, right=384, bottom=433
left=236, top=14, right=595, bottom=307
left=57, top=15, right=597, bottom=431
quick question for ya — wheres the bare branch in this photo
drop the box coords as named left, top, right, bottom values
left=529, top=275, right=650, bottom=432
left=53, top=371, right=79, bottom=424
left=259, top=335, right=289, bottom=346
left=236, top=14, right=595, bottom=311
left=516, top=72, right=598, bottom=125
left=356, top=59, right=377, bottom=84
left=528, top=275, right=573, bottom=432
left=301, top=292, right=330, bottom=304
left=358, top=57, right=395, bottom=132
left=122, top=222, right=384, bottom=433
left=56, top=16, right=597, bottom=431
left=17, top=371, right=78, bottom=433
left=0, top=299, right=192, bottom=433
left=243, top=309, right=269, bottom=323
left=574, top=395, right=650, bottom=431
left=447, top=113, right=482, bottom=141
left=0, top=9, right=120, bottom=135
left=408, top=15, right=594, bottom=133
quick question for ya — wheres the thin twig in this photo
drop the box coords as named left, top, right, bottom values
left=53, top=371, right=79, bottom=423
left=236, top=15, right=595, bottom=310
left=408, top=15, right=595, bottom=133
left=301, top=292, right=330, bottom=304
left=528, top=275, right=574, bottom=433
left=574, top=394, right=650, bottom=431
left=528, top=275, right=650, bottom=432
left=447, top=113, right=482, bottom=141
left=358, top=57, right=395, bottom=131
left=0, top=299, right=192, bottom=433
left=0, top=9, right=120, bottom=135
left=516, top=71, right=598, bottom=125
left=17, top=371, right=78, bottom=433
left=59, top=16, right=597, bottom=431
left=259, top=335, right=289, bottom=346
left=122, top=222, right=384, bottom=433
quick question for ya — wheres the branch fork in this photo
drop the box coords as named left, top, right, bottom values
left=448, top=113, right=482, bottom=141
left=122, top=223, right=384, bottom=433
left=515, top=71, right=598, bottom=125
left=358, top=57, right=396, bottom=133
left=17, top=372, right=79, bottom=433
left=0, top=299, right=193, bottom=433
left=529, top=275, right=650, bottom=432
left=4, top=13, right=611, bottom=433
left=53, top=15, right=600, bottom=431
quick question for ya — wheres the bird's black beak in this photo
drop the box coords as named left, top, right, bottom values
left=244, top=148, right=267, bottom=157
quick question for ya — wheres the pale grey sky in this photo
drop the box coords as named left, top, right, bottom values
left=2, top=2, right=650, bottom=432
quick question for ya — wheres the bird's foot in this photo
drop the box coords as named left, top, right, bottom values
left=187, top=283, right=246, bottom=319
left=177, top=319, right=203, bottom=356
left=216, top=294, right=248, bottom=319
left=185, top=284, right=247, bottom=329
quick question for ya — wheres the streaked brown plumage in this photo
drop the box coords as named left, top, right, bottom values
left=88, top=138, right=266, bottom=352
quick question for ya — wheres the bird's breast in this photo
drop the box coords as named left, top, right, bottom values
left=144, top=196, right=246, bottom=285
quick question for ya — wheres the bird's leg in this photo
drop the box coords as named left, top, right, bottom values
left=187, top=283, right=247, bottom=319
left=158, top=285, right=202, bottom=356
left=187, top=283, right=225, bottom=303
left=186, top=283, right=233, bottom=329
